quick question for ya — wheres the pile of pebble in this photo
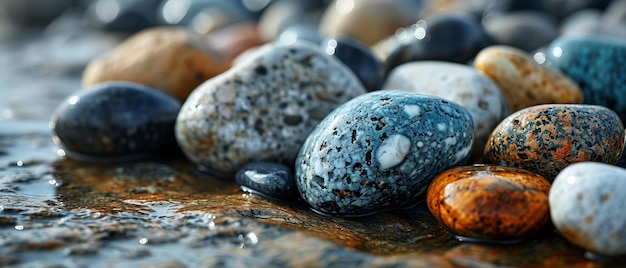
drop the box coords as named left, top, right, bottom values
left=9, top=0, right=623, bottom=261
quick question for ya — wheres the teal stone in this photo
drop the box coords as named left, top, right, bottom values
left=546, top=37, right=626, bottom=122
left=295, top=90, right=474, bottom=216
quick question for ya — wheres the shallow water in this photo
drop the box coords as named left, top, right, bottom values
left=0, top=28, right=623, bottom=268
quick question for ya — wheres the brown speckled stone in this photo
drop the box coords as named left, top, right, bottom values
left=484, top=104, right=625, bottom=180
left=82, top=27, right=230, bottom=102
left=427, top=164, right=551, bottom=241
left=474, top=46, right=583, bottom=112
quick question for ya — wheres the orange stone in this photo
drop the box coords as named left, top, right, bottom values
left=427, top=164, right=551, bottom=241
left=82, top=26, right=230, bottom=102
left=474, top=46, right=583, bottom=113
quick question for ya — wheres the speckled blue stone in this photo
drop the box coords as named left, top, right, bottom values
left=322, top=37, right=384, bottom=92
left=235, top=162, right=296, bottom=200
left=546, top=37, right=626, bottom=122
left=295, top=90, right=474, bottom=216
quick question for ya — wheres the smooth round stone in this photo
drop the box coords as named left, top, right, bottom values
left=235, top=162, right=296, bottom=199
left=87, top=0, right=162, bottom=33
left=50, top=82, right=181, bottom=162
left=257, top=0, right=326, bottom=42
left=176, top=42, right=365, bottom=174
left=296, top=90, right=474, bottom=216
left=82, top=27, right=230, bottom=102
left=482, top=11, right=558, bottom=52
left=384, top=61, right=509, bottom=162
left=550, top=162, right=626, bottom=257
left=427, top=164, right=551, bottom=241
left=318, top=0, right=423, bottom=46
left=485, top=104, right=625, bottom=180
left=377, top=12, right=495, bottom=73
left=475, top=46, right=583, bottom=113
left=323, top=37, right=384, bottom=92
left=546, top=37, right=626, bottom=123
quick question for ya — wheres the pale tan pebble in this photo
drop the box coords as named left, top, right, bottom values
left=318, top=0, right=421, bottom=46
left=82, top=26, right=230, bottom=102
left=474, top=45, right=583, bottom=112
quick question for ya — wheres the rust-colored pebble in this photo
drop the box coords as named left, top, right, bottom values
left=82, top=26, right=230, bottom=102
left=427, top=164, right=551, bottom=241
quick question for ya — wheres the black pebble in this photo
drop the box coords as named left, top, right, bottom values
left=235, top=162, right=297, bottom=200
left=384, top=12, right=496, bottom=74
left=50, top=82, right=181, bottom=162
left=323, top=37, right=384, bottom=92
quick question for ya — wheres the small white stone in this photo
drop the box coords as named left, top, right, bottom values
left=550, top=162, right=626, bottom=256
left=376, top=134, right=411, bottom=170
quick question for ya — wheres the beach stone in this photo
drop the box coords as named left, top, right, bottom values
left=318, top=0, right=423, bottom=46
left=50, top=82, right=181, bottom=162
left=484, top=104, right=625, bottom=180
left=323, top=37, right=384, bottom=92
left=176, top=42, right=365, bottom=174
left=378, top=12, right=495, bottom=73
left=427, top=164, right=551, bottom=241
left=550, top=162, right=626, bottom=257
left=475, top=45, right=583, bottom=113
left=296, top=90, right=474, bottom=216
left=384, top=61, right=509, bottom=162
left=257, top=0, right=326, bottom=42
left=546, top=37, right=626, bottom=122
left=482, top=11, right=558, bottom=52
left=87, top=0, right=162, bottom=33
left=235, top=162, right=296, bottom=200
left=82, top=27, right=230, bottom=102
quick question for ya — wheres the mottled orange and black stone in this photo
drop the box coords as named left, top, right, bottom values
left=427, top=164, right=551, bottom=241
left=484, top=104, right=625, bottom=180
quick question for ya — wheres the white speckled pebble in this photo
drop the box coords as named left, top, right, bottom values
left=550, top=162, right=626, bottom=257
left=175, top=42, right=366, bottom=173
left=384, top=61, right=509, bottom=160
left=296, top=90, right=474, bottom=216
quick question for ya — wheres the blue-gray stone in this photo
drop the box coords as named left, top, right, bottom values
left=50, top=82, right=181, bottom=162
left=295, top=90, right=474, bottom=216
left=235, top=162, right=296, bottom=200
left=546, top=37, right=626, bottom=122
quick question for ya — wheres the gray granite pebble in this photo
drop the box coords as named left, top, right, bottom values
left=176, top=42, right=365, bottom=174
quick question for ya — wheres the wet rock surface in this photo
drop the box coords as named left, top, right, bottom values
left=4, top=1, right=626, bottom=267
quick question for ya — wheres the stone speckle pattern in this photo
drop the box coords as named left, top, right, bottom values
left=484, top=104, right=625, bottom=180
left=296, top=90, right=474, bottom=216
left=50, top=82, right=181, bottom=162
left=384, top=61, right=510, bottom=161
left=546, top=36, right=626, bottom=123
left=176, top=42, right=366, bottom=174
left=550, top=162, right=626, bottom=257
left=474, top=45, right=583, bottom=112
left=427, top=164, right=551, bottom=241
